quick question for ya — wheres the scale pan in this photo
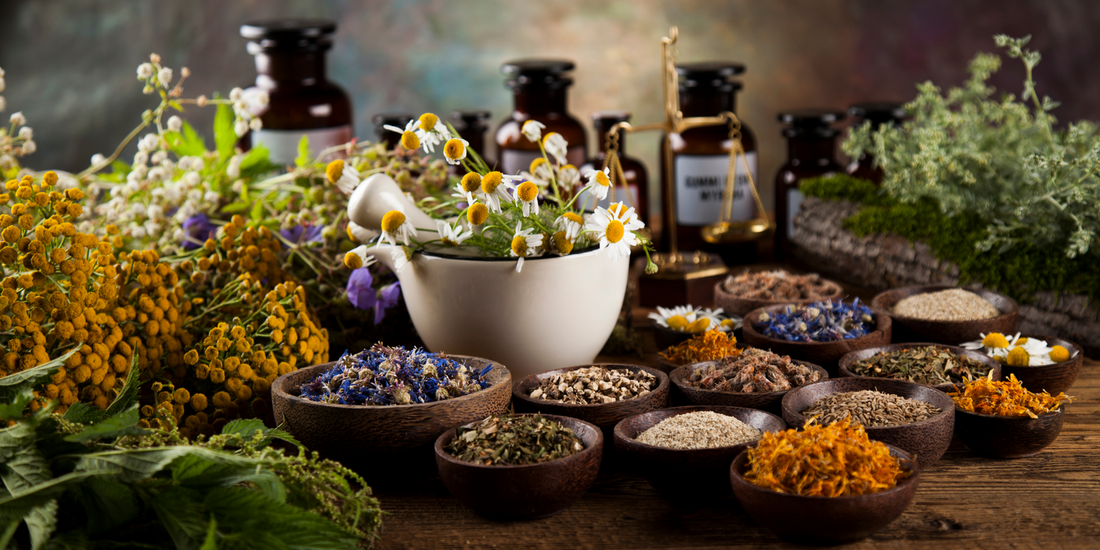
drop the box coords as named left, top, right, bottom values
left=700, top=219, right=774, bottom=244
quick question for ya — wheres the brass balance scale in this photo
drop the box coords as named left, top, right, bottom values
left=600, top=27, right=774, bottom=305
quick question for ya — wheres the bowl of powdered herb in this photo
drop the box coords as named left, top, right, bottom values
left=781, top=378, right=954, bottom=470
left=613, top=405, right=785, bottom=496
left=838, top=343, right=1000, bottom=392
left=435, top=413, right=603, bottom=520
left=871, top=285, right=1018, bottom=345
left=670, top=349, right=828, bottom=414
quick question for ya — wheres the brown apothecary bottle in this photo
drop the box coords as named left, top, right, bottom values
left=774, top=109, right=845, bottom=260
left=846, top=102, right=906, bottom=184
left=578, top=111, right=649, bottom=224
left=495, top=59, right=587, bottom=175
left=451, top=110, right=494, bottom=171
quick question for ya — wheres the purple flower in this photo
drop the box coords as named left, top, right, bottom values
left=281, top=224, right=324, bottom=244
left=346, top=268, right=376, bottom=311
left=181, top=214, right=216, bottom=250
left=374, top=282, right=401, bottom=325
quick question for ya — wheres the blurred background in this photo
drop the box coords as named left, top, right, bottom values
left=2, top=0, right=1099, bottom=219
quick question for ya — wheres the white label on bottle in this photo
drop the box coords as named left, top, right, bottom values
left=574, top=183, right=640, bottom=213
left=787, top=187, right=805, bottom=238
left=500, top=146, right=586, bottom=175
left=252, top=125, right=354, bottom=166
left=674, top=152, right=758, bottom=226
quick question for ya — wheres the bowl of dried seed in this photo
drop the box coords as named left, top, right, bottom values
left=613, top=405, right=786, bottom=496
left=670, top=349, right=828, bottom=414
left=435, top=413, right=603, bottom=520
left=838, top=343, right=1001, bottom=392
left=781, top=378, right=955, bottom=470
left=871, top=285, right=1018, bottom=345
left=512, top=364, right=670, bottom=431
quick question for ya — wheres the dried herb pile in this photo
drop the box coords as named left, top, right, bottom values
left=445, top=414, right=584, bottom=466
left=754, top=299, right=875, bottom=342
left=636, top=411, right=760, bottom=450
left=686, top=349, right=820, bottom=393
left=528, top=366, right=657, bottom=404
left=802, top=390, right=942, bottom=427
left=721, top=270, right=840, bottom=301
left=659, top=330, right=741, bottom=366
left=849, top=346, right=993, bottom=386
left=743, top=419, right=911, bottom=497
left=949, top=373, right=1073, bottom=418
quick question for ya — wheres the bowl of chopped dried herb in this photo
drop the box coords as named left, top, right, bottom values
left=670, top=349, right=828, bottom=415
left=949, top=373, right=1073, bottom=458
left=871, top=285, right=1018, bottom=345
left=781, top=378, right=954, bottom=470
left=512, top=364, right=670, bottom=429
left=729, top=420, right=920, bottom=544
left=742, top=300, right=892, bottom=375
left=714, top=269, right=843, bottom=318
left=838, top=343, right=1000, bottom=392
left=272, top=346, right=512, bottom=485
left=614, top=406, right=786, bottom=496
left=434, top=413, right=603, bottom=520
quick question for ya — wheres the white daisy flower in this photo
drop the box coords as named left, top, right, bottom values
left=515, top=181, right=540, bottom=217
left=554, top=212, right=585, bottom=232
left=380, top=210, right=417, bottom=247
left=698, top=307, right=740, bottom=332
left=551, top=217, right=580, bottom=255
left=558, top=164, right=580, bottom=189
left=443, top=137, right=469, bottom=165
left=343, top=244, right=378, bottom=270
left=647, top=305, right=700, bottom=331
left=452, top=172, right=482, bottom=204
left=542, top=132, right=568, bottom=164
left=391, top=245, right=411, bottom=272
left=585, top=202, right=643, bottom=262
left=960, top=332, right=1056, bottom=366
left=509, top=223, right=544, bottom=273
left=436, top=220, right=473, bottom=247
left=518, top=157, right=553, bottom=190
left=326, top=159, right=361, bottom=194
left=583, top=167, right=612, bottom=201
left=522, top=120, right=545, bottom=142
left=475, top=171, right=515, bottom=213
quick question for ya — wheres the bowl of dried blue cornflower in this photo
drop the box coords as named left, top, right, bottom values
left=272, top=343, right=512, bottom=484
left=742, top=299, right=892, bottom=375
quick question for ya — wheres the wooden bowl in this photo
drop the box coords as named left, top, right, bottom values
left=781, top=378, right=954, bottom=470
left=271, top=355, right=511, bottom=484
left=998, top=335, right=1084, bottom=395
left=729, top=443, right=920, bottom=544
left=742, top=303, right=892, bottom=375
left=714, top=275, right=843, bottom=318
left=651, top=318, right=742, bottom=351
left=669, top=359, right=829, bottom=415
left=838, top=343, right=1001, bottom=393
left=512, top=364, right=670, bottom=429
left=871, top=285, right=1018, bottom=344
left=953, top=406, right=1066, bottom=459
left=613, top=406, right=786, bottom=497
left=434, top=414, right=602, bottom=520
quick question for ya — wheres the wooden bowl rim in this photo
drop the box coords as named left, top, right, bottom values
left=271, top=354, right=511, bottom=411
left=433, top=413, right=603, bottom=470
left=670, top=358, right=830, bottom=398
left=613, top=405, right=786, bottom=453
left=742, top=302, right=892, bottom=348
left=837, top=342, right=1002, bottom=390
left=782, top=377, right=954, bottom=430
left=713, top=275, right=845, bottom=305
left=511, top=363, right=670, bottom=409
left=729, top=442, right=921, bottom=501
left=952, top=404, right=1066, bottom=420
left=870, top=285, right=1019, bottom=325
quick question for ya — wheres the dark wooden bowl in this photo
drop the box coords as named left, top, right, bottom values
left=512, top=364, right=670, bottom=429
left=655, top=340, right=747, bottom=374
left=271, top=355, right=511, bottom=484
left=781, top=378, right=954, bottom=470
left=669, top=360, right=829, bottom=415
left=998, top=336, right=1084, bottom=395
left=434, top=414, right=602, bottom=520
left=651, top=318, right=742, bottom=351
left=871, top=285, right=1018, bottom=344
left=953, top=406, right=1066, bottom=459
left=729, top=443, right=920, bottom=544
left=838, top=343, right=1001, bottom=393
left=714, top=276, right=843, bottom=318
left=742, top=303, right=892, bottom=375
left=614, top=406, right=786, bottom=497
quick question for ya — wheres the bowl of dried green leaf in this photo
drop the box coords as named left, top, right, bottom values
left=838, top=343, right=1001, bottom=392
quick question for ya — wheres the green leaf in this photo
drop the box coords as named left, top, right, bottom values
left=0, top=348, right=80, bottom=402
left=0, top=388, right=35, bottom=421
left=165, top=120, right=208, bottom=157
left=294, top=135, right=311, bottom=167
left=171, top=454, right=285, bottom=504
left=239, top=143, right=271, bottom=172
left=214, top=104, right=236, bottom=161
left=203, top=486, right=358, bottom=550
left=169, top=100, right=184, bottom=112
left=219, top=419, right=265, bottom=441
left=200, top=516, right=218, bottom=550
left=24, top=498, right=57, bottom=550
left=74, top=447, right=256, bottom=483
left=148, top=486, right=209, bottom=550
left=64, top=405, right=145, bottom=443
left=72, top=477, right=140, bottom=535
left=220, top=201, right=251, bottom=214
left=274, top=196, right=293, bottom=211
left=249, top=199, right=264, bottom=222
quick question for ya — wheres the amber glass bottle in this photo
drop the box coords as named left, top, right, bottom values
left=496, top=59, right=587, bottom=175
left=240, top=19, right=353, bottom=166
left=846, top=102, right=906, bottom=184
left=774, top=109, right=845, bottom=260
left=578, top=111, right=649, bottom=223
left=372, top=114, right=412, bottom=150
left=660, top=62, right=757, bottom=254
left=451, top=110, right=494, bottom=169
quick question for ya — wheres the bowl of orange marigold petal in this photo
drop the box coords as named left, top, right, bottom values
left=656, top=330, right=743, bottom=373
left=729, top=419, right=921, bottom=544
left=949, top=373, right=1074, bottom=458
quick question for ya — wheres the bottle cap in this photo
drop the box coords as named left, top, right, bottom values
left=848, top=102, right=907, bottom=127
left=371, top=113, right=414, bottom=128
left=241, top=19, right=336, bottom=53
left=502, top=59, right=575, bottom=89
left=778, top=109, right=845, bottom=139
left=676, top=62, right=746, bottom=91
left=450, top=111, right=494, bottom=130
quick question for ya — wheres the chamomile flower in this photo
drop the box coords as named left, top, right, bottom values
left=585, top=202, right=643, bottom=262
left=476, top=171, right=515, bottom=213
left=522, top=119, right=546, bottom=142
left=519, top=157, right=553, bottom=189
left=583, top=167, right=612, bottom=201
left=558, top=164, right=580, bottom=189
left=325, top=159, right=361, bottom=194
left=697, top=307, right=740, bottom=332
left=648, top=305, right=700, bottom=331
left=452, top=172, right=482, bottom=203
left=509, top=223, right=544, bottom=273
left=515, top=181, right=540, bottom=217
left=443, top=137, right=469, bottom=165
left=551, top=218, right=580, bottom=255
left=436, top=220, right=473, bottom=247
left=391, top=245, right=411, bottom=272
left=554, top=212, right=585, bottom=232
left=542, top=132, right=568, bottom=164
left=380, top=209, right=417, bottom=247
left=384, top=113, right=452, bottom=154
left=467, top=203, right=490, bottom=226
left=959, top=332, right=1062, bottom=366
left=343, top=245, right=378, bottom=270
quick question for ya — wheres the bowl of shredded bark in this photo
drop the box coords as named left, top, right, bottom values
left=839, top=343, right=1001, bottom=392
left=670, top=349, right=828, bottom=414
left=512, top=364, right=670, bottom=429
left=613, top=406, right=786, bottom=496
left=715, top=269, right=844, bottom=318
left=872, top=285, right=1018, bottom=344
left=435, top=413, right=603, bottom=520
left=781, top=378, right=954, bottom=470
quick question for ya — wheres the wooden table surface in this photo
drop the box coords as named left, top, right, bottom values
left=371, top=307, right=1100, bottom=549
